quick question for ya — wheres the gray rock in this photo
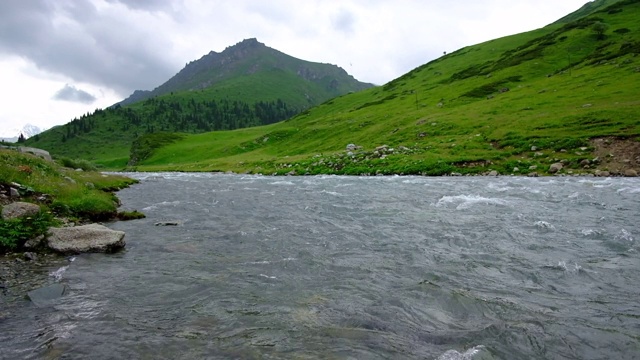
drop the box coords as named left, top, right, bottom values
left=23, top=235, right=45, bottom=249
left=47, top=224, right=126, bottom=254
left=155, top=221, right=180, bottom=226
left=23, top=252, right=38, bottom=261
left=531, top=146, right=537, bottom=151
left=624, top=169, right=638, bottom=177
left=595, top=170, right=610, bottom=177
left=528, top=172, right=539, bottom=177
left=346, top=144, right=358, bottom=151
left=549, top=163, right=563, bottom=174
left=9, top=187, right=20, bottom=198
left=529, top=165, right=538, bottom=170
left=17, top=147, right=52, bottom=161
left=580, top=159, right=591, bottom=166
left=1, top=202, right=40, bottom=220
left=27, top=283, right=66, bottom=307
left=488, top=170, right=499, bottom=176
left=513, top=167, right=520, bottom=173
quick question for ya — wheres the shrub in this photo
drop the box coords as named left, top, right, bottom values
left=0, top=211, right=56, bottom=253
left=57, top=157, right=98, bottom=171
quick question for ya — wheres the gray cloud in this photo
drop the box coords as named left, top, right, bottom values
left=105, top=0, right=175, bottom=12
left=0, top=1, right=177, bottom=95
left=332, top=9, right=356, bottom=34
left=53, top=84, right=97, bottom=104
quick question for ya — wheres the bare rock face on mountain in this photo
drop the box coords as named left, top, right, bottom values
left=47, top=224, right=126, bottom=254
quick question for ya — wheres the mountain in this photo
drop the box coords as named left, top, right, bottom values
left=26, top=38, right=373, bottom=165
left=1, top=124, right=43, bottom=143
left=123, top=0, right=639, bottom=175
left=116, top=38, right=373, bottom=107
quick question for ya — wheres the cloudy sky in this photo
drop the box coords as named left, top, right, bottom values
left=0, top=0, right=589, bottom=137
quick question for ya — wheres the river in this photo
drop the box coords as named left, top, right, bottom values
left=1, top=173, right=639, bottom=359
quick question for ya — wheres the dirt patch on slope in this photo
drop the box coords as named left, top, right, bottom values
left=590, top=137, right=640, bottom=175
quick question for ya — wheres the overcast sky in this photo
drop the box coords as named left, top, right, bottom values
left=0, top=0, right=589, bottom=137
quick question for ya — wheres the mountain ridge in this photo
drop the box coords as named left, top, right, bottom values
left=117, top=38, right=372, bottom=107
left=26, top=38, right=374, bottom=164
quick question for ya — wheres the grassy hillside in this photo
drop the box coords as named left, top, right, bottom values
left=129, top=0, right=639, bottom=175
left=24, top=39, right=373, bottom=168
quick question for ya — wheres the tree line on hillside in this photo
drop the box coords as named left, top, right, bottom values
left=58, top=97, right=299, bottom=142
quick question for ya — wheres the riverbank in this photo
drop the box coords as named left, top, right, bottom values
left=126, top=136, right=639, bottom=177
left=0, top=149, right=139, bottom=253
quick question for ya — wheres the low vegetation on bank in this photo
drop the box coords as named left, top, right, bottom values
left=0, top=149, right=139, bottom=253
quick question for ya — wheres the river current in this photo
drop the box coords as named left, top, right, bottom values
left=1, top=173, right=639, bottom=359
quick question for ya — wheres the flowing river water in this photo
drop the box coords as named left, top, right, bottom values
left=1, top=173, right=639, bottom=359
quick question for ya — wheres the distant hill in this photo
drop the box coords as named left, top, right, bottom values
left=117, top=38, right=373, bottom=107
left=121, top=0, right=639, bottom=176
left=26, top=38, right=373, bottom=166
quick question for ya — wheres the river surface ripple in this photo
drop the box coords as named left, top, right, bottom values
left=1, top=174, right=639, bottom=359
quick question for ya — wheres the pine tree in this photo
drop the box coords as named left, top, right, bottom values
left=17, top=133, right=26, bottom=143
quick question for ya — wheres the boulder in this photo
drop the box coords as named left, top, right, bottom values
left=18, top=147, right=52, bottom=162
left=47, top=224, right=125, bottom=254
left=624, top=169, right=638, bottom=177
left=595, top=170, right=610, bottom=177
left=9, top=187, right=20, bottom=198
left=549, top=163, right=563, bottom=174
left=488, top=170, right=499, bottom=176
left=528, top=172, right=539, bottom=177
left=1, top=202, right=40, bottom=220
left=27, top=283, right=66, bottom=307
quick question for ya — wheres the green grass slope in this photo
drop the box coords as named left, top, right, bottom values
left=133, top=0, right=640, bottom=176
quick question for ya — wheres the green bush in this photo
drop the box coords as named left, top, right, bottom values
left=0, top=211, right=56, bottom=253
left=57, top=156, right=98, bottom=171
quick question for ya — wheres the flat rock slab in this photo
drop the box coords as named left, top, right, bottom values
left=1, top=201, right=40, bottom=220
left=27, top=283, right=66, bottom=307
left=47, top=224, right=126, bottom=254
